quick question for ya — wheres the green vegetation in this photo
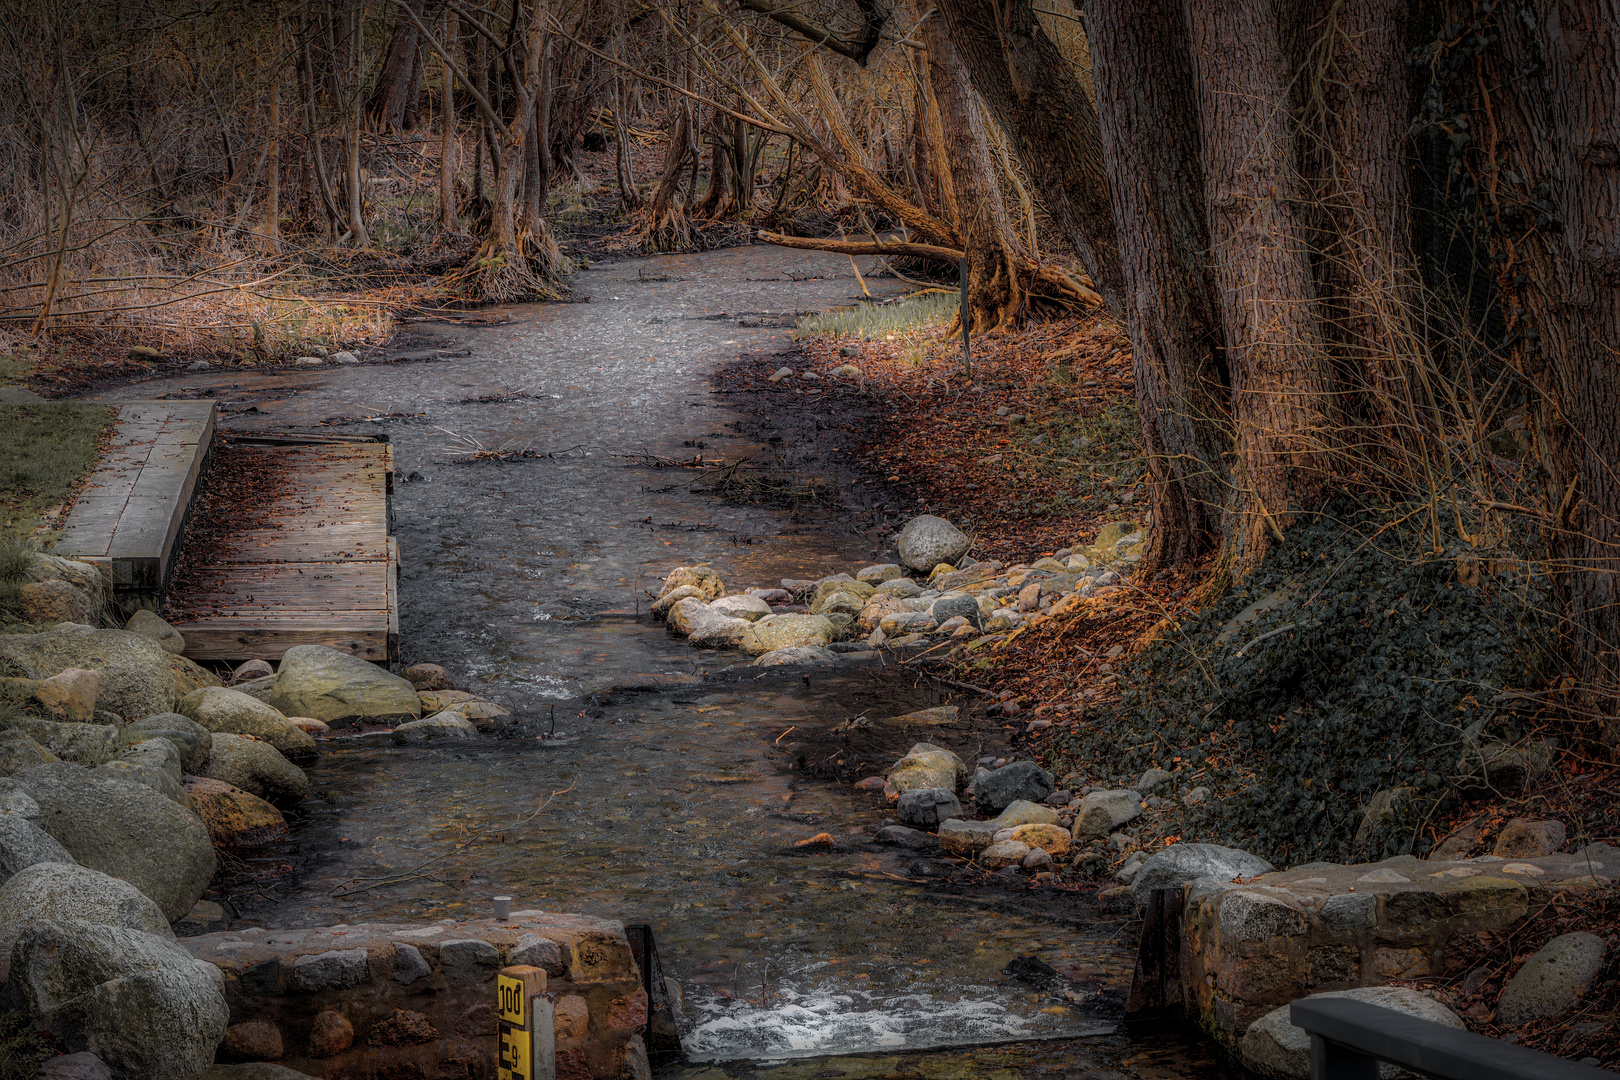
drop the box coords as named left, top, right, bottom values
left=794, top=292, right=960, bottom=341
left=1046, top=511, right=1556, bottom=866
left=0, top=1011, right=53, bottom=1079
left=0, top=401, right=115, bottom=545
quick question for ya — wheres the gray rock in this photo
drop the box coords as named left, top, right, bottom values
left=289, top=948, right=368, bottom=991
left=974, top=761, right=1054, bottom=813
left=198, top=733, right=308, bottom=804
left=708, top=594, right=773, bottom=622
left=26, top=554, right=104, bottom=595
left=938, top=818, right=1002, bottom=857
left=753, top=645, right=841, bottom=667
left=895, top=787, right=961, bottom=831
left=440, top=938, right=502, bottom=982
left=0, top=778, right=40, bottom=818
left=2, top=717, right=118, bottom=766
left=1240, top=986, right=1463, bottom=1079
left=264, top=644, right=421, bottom=723
left=178, top=687, right=315, bottom=759
left=667, top=599, right=751, bottom=646
left=13, top=764, right=214, bottom=921
left=0, top=815, right=75, bottom=885
left=1183, top=786, right=1210, bottom=805
left=1135, top=768, right=1173, bottom=795
left=1497, top=932, right=1607, bottom=1026
left=1353, top=787, right=1415, bottom=850
left=1071, top=788, right=1142, bottom=839
left=740, top=614, right=837, bottom=656
left=10, top=918, right=227, bottom=1080
left=874, top=578, right=923, bottom=599
left=95, top=737, right=187, bottom=805
left=0, top=629, right=176, bottom=719
left=1219, top=890, right=1308, bottom=943
left=1492, top=817, right=1567, bottom=858
left=392, top=712, right=477, bottom=742
left=930, top=593, right=984, bottom=630
left=0, top=862, right=170, bottom=955
left=0, top=728, right=63, bottom=774
left=1320, top=891, right=1376, bottom=931
left=1130, top=842, right=1275, bottom=902
left=229, top=660, right=273, bottom=685
left=509, top=933, right=565, bottom=976
left=856, top=564, right=904, bottom=584
left=391, top=943, right=432, bottom=985
left=123, top=714, right=211, bottom=773
left=896, top=515, right=971, bottom=572
left=876, top=825, right=937, bottom=850
left=124, top=610, right=185, bottom=654
left=37, top=1051, right=112, bottom=1080
left=1458, top=737, right=1554, bottom=792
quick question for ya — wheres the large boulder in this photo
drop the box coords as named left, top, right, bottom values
left=19, top=580, right=97, bottom=625
left=124, top=610, right=185, bottom=654
left=95, top=739, right=186, bottom=806
left=666, top=599, right=751, bottom=647
left=896, top=515, right=972, bottom=572
left=2, top=718, right=118, bottom=767
left=182, top=778, right=288, bottom=849
left=178, top=687, right=315, bottom=759
left=0, top=728, right=61, bottom=774
left=884, top=743, right=966, bottom=800
left=32, top=669, right=99, bottom=721
left=939, top=819, right=1002, bottom=857
left=1240, top=987, right=1463, bottom=1079
left=739, top=614, right=836, bottom=656
left=1129, top=842, right=1275, bottom=902
left=895, top=787, right=961, bottom=831
left=121, top=714, right=211, bottom=773
left=0, top=863, right=172, bottom=956
left=197, top=733, right=308, bottom=804
left=26, top=554, right=104, bottom=595
left=167, top=653, right=221, bottom=698
left=14, top=763, right=215, bottom=921
left=262, top=645, right=419, bottom=723
left=973, top=761, right=1054, bottom=813
left=392, top=712, right=477, bottom=742
left=1496, top=932, right=1607, bottom=1026
left=709, top=594, right=772, bottom=622
left=658, top=566, right=725, bottom=602
left=1071, top=789, right=1144, bottom=839
left=10, top=918, right=228, bottom=1079
left=0, top=630, right=176, bottom=719
left=930, top=593, right=984, bottom=631
left=0, top=814, right=75, bottom=886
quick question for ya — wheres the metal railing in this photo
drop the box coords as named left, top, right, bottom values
left=1290, top=997, right=1617, bottom=1080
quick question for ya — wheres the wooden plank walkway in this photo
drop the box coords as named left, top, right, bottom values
left=166, top=438, right=399, bottom=663
left=55, top=401, right=216, bottom=599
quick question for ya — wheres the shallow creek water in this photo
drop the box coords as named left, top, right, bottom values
left=103, top=249, right=1236, bottom=1077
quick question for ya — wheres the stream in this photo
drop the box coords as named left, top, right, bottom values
left=102, top=248, right=1239, bottom=1079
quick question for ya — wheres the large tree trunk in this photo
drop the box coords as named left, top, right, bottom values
left=1296, top=0, right=1418, bottom=433
left=1482, top=1, right=1620, bottom=749
left=641, top=102, right=695, bottom=249
left=919, top=15, right=1022, bottom=332
left=439, top=9, right=457, bottom=231
left=935, top=0, right=1124, bottom=311
left=369, top=0, right=430, bottom=130
left=1188, top=0, right=1334, bottom=570
left=1082, top=0, right=1229, bottom=566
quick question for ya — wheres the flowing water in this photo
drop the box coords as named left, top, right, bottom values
left=103, top=248, right=1236, bottom=1077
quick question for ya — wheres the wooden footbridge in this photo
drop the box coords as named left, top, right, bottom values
left=55, top=401, right=399, bottom=663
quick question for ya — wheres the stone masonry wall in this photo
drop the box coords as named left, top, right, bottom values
left=1177, top=847, right=1615, bottom=1045
left=181, top=912, right=647, bottom=1080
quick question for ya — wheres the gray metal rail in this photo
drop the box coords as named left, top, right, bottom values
left=1289, top=997, right=1617, bottom=1080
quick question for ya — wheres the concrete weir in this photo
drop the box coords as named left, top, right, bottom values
left=182, top=913, right=649, bottom=1079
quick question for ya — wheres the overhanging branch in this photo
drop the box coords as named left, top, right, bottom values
left=733, top=0, right=888, bottom=66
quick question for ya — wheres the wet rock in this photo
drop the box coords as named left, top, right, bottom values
left=938, top=818, right=1001, bottom=857
left=0, top=729, right=61, bottom=774
left=15, top=763, right=214, bottom=920
left=308, top=1010, right=354, bottom=1057
left=974, top=761, right=1054, bottom=814
left=20, top=579, right=98, bottom=625
left=979, top=840, right=1031, bottom=870
left=402, top=663, right=452, bottom=691
left=37, top=1051, right=111, bottom=1080
left=179, top=687, right=316, bottom=759
left=739, top=614, right=836, bottom=655
left=220, top=1021, right=284, bottom=1062
left=709, top=594, right=772, bottom=622
left=392, top=712, right=477, bottom=742
left=0, top=813, right=75, bottom=885
left=1130, top=842, right=1274, bottom=902
left=896, top=515, right=971, bottom=572
left=230, top=660, right=274, bottom=685
left=33, top=668, right=99, bottom=721
left=651, top=585, right=705, bottom=618
left=96, top=738, right=186, bottom=806
left=895, top=787, right=960, bottom=830
left=1240, top=986, right=1463, bottom=1079
left=125, top=714, right=211, bottom=773
left=658, top=566, right=725, bottom=602
left=810, top=578, right=873, bottom=609
left=1497, top=932, right=1606, bottom=1026
left=290, top=948, right=369, bottom=991
left=930, top=593, right=984, bottom=630
left=1071, top=789, right=1142, bottom=840
left=812, top=590, right=868, bottom=618
left=753, top=645, right=840, bottom=667
left=183, top=777, right=288, bottom=848
left=884, top=743, right=966, bottom=799
left=1135, top=768, right=1173, bottom=795
left=264, top=645, right=420, bottom=723
left=857, top=564, right=904, bottom=584
left=0, top=863, right=173, bottom=956
left=287, top=717, right=329, bottom=735
left=198, top=733, right=308, bottom=804
left=1000, top=823, right=1070, bottom=857
left=1023, top=848, right=1054, bottom=873
left=1492, top=818, right=1566, bottom=858
left=124, top=610, right=185, bottom=654
left=667, top=598, right=750, bottom=646
left=876, top=825, right=936, bottom=849
left=0, top=629, right=176, bottom=719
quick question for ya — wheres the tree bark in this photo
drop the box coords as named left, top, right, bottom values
left=1187, top=0, right=1334, bottom=569
left=439, top=9, right=457, bottom=231
left=1082, top=0, right=1229, bottom=566
left=1482, top=0, right=1620, bottom=745
left=935, top=0, right=1125, bottom=311
left=266, top=13, right=282, bottom=252
left=369, top=0, right=430, bottom=130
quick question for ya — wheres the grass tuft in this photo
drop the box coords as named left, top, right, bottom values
left=794, top=291, right=960, bottom=341
left=0, top=402, right=115, bottom=545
